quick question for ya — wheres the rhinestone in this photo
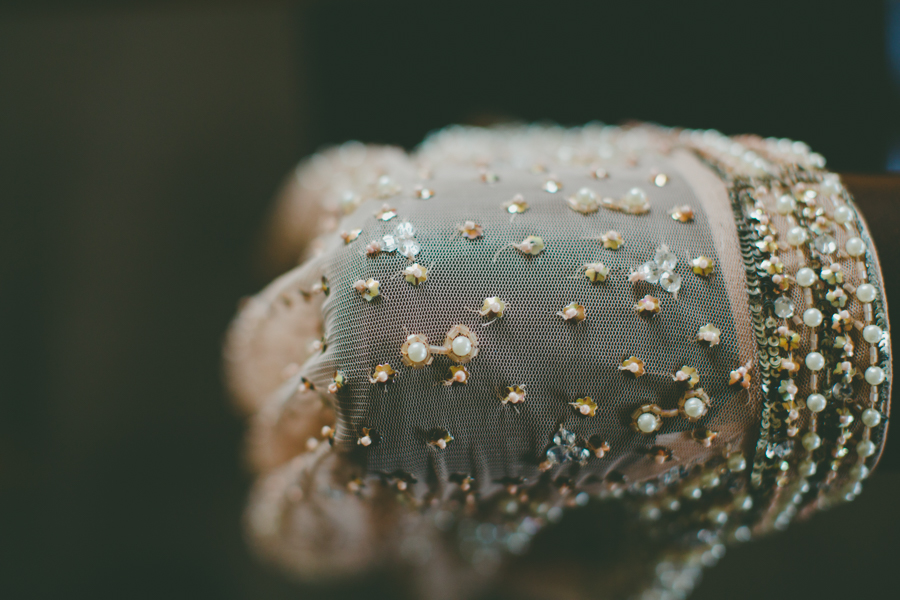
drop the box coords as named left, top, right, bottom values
left=637, top=261, right=663, bottom=283
left=773, top=296, right=794, bottom=318
left=654, top=246, right=678, bottom=271
left=659, top=271, right=682, bottom=294
left=814, top=234, right=837, bottom=254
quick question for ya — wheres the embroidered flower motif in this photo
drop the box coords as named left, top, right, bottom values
left=353, top=278, right=380, bottom=301
left=760, top=255, right=784, bottom=275
left=691, top=256, right=714, bottom=277
left=826, top=287, right=847, bottom=308
left=672, top=366, right=700, bottom=387
left=557, top=302, right=586, bottom=322
left=634, top=294, right=660, bottom=315
left=365, top=241, right=383, bottom=257
left=669, top=205, right=694, bottom=222
left=543, top=427, right=590, bottom=468
left=778, top=356, right=800, bottom=374
left=584, top=262, right=609, bottom=283
left=458, top=220, right=484, bottom=239
left=369, top=363, right=396, bottom=384
left=602, top=187, right=650, bottom=214
left=502, top=385, right=526, bottom=405
left=503, top=194, right=529, bottom=213
left=381, top=221, right=420, bottom=259
left=327, top=371, right=347, bottom=394
left=820, top=263, right=844, bottom=285
left=567, top=187, right=600, bottom=214
left=831, top=309, right=852, bottom=332
left=340, top=229, right=362, bottom=244
left=400, top=334, right=433, bottom=368
left=778, top=378, right=798, bottom=399
left=426, top=428, right=454, bottom=449
left=755, top=235, right=778, bottom=253
left=692, top=428, right=719, bottom=448
left=834, top=335, right=854, bottom=357
left=678, top=389, right=710, bottom=421
left=444, top=325, right=478, bottom=363
left=543, top=177, right=563, bottom=193
left=444, top=365, right=469, bottom=385
left=588, top=436, right=611, bottom=458
left=513, top=235, right=545, bottom=256
left=375, top=204, right=398, bottom=221
left=357, top=426, right=379, bottom=447
left=619, top=357, right=646, bottom=377
left=479, top=296, right=506, bottom=319
left=696, top=324, right=721, bottom=346
left=632, top=405, right=663, bottom=434
left=833, top=360, right=856, bottom=377
left=601, top=230, right=624, bottom=249
left=569, top=396, right=598, bottom=416
left=649, top=445, right=675, bottom=463
left=776, top=326, right=800, bottom=351
left=403, top=263, right=428, bottom=285
left=728, top=362, right=752, bottom=389
left=414, top=186, right=434, bottom=200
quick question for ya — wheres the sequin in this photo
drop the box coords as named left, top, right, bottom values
left=375, top=204, right=398, bottom=221
left=426, top=428, right=454, bottom=449
left=697, top=324, right=721, bottom=346
left=445, top=365, right=469, bottom=385
left=381, top=221, right=420, bottom=258
left=569, top=396, right=598, bottom=417
left=327, top=371, right=347, bottom=394
left=557, top=302, right=586, bottom=322
left=414, top=186, right=435, bottom=200
left=584, top=262, right=609, bottom=283
left=634, top=295, right=660, bottom=315
left=357, top=426, right=379, bottom=447
left=503, top=194, right=529, bottom=213
left=353, top=278, right=380, bottom=301
left=669, top=204, right=693, bottom=222
left=458, top=220, right=484, bottom=239
left=369, top=364, right=396, bottom=384
left=672, top=366, right=700, bottom=387
left=340, top=229, right=362, bottom=244
left=588, top=436, right=610, bottom=458
left=502, top=385, right=526, bottom=405
left=513, top=236, right=545, bottom=256
left=543, top=178, right=562, bottom=193
left=601, top=230, right=624, bottom=249
left=691, top=256, right=714, bottom=276
left=479, top=296, right=506, bottom=319
left=403, top=263, right=428, bottom=285
left=619, top=356, right=646, bottom=377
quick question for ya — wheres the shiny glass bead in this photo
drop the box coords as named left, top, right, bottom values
left=774, top=296, right=794, bottom=318
left=814, top=235, right=837, bottom=254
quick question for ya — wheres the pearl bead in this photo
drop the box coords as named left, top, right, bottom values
left=775, top=194, right=795, bottom=215
left=850, top=465, right=870, bottom=480
left=805, top=352, right=825, bottom=371
left=862, top=408, right=882, bottom=428
left=798, top=460, right=817, bottom=477
left=802, top=432, right=821, bottom=451
left=863, top=325, right=883, bottom=343
left=796, top=267, right=817, bottom=287
left=683, top=397, right=706, bottom=419
left=865, top=366, right=885, bottom=385
left=727, top=454, right=747, bottom=472
left=637, top=413, right=659, bottom=433
left=807, top=394, right=827, bottom=413
left=407, top=342, right=428, bottom=364
left=856, top=283, right=876, bottom=303
left=803, top=308, right=823, bottom=327
left=834, top=205, right=853, bottom=224
left=845, top=237, right=865, bottom=257
left=786, top=226, right=808, bottom=246
left=857, top=440, right=876, bottom=458
left=451, top=336, right=472, bottom=357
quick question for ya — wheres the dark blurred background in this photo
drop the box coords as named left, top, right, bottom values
left=2, top=2, right=899, bottom=599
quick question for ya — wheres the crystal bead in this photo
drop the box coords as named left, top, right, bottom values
left=659, top=271, right=682, bottom=294
left=654, top=246, right=678, bottom=271
left=814, top=234, right=837, bottom=254
left=638, top=261, right=663, bottom=284
left=774, top=296, right=794, bottom=318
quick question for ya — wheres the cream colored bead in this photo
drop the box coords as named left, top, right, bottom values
left=807, top=393, right=827, bottom=413
left=683, top=397, right=706, bottom=419
left=846, top=237, right=865, bottom=257
left=863, top=325, right=883, bottom=344
left=796, top=267, right=817, bottom=287
left=636, top=413, right=659, bottom=433
left=834, top=205, right=853, bottom=224
left=802, top=432, right=821, bottom=451
left=857, top=440, right=876, bottom=458
left=862, top=408, right=882, bottom=428
left=856, top=283, right=877, bottom=303
left=786, top=226, right=808, bottom=246
left=865, top=366, right=885, bottom=385
left=451, top=336, right=472, bottom=357
left=407, top=342, right=428, bottom=364
left=775, top=194, right=795, bottom=215
left=805, top=352, right=825, bottom=372
left=803, top=308, right=823, bottom=327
